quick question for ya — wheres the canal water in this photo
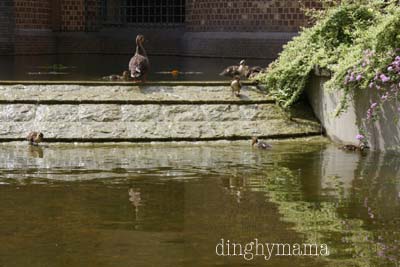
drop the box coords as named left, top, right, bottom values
left=0, top=139, right=398, bottom=267
left=0, top=55, right=270, bottom=81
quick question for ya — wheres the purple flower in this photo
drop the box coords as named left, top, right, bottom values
left=356, top=134, right=365, bottom=140
left=369, top=82, right=375, bottom=89
left=367, top=109, right=372, bottom=119
left=380, top=74, right=390, bottom=83
left=356, top=74, right=362, bottom=81
left=371, top=102, right=378, bottom=109
left=388, top=66, right=394, bottom=72
left=381, top=94, right=388, bottom=101
left=349, top=74, right=355, bottom=82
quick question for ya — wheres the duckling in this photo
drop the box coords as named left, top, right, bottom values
left=231, top=75, right=241, bottom=97
left=252, top=136, right=272, bottom=149
left=220, top=59, right=248, bottom=78
left=101, top=71, right=130, bottom=81
left=27, top=132, right=44, bottom=146
left=129, top=34, right=150, bottom=82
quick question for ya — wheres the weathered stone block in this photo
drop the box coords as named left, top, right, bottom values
left=79, top=105, right=121, bottom=122
left=0, top=105, right=36, bottom=122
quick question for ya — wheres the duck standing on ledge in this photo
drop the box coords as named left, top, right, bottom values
left=246, top=66, right=265, bottom=79
left=231, top=75, right=241, bottom=97
left=129, top=34, right=150, bottom=82
left=220, top=59, right=248, bottom=78
left=27, top=132, right=44, bottom=146
left=252, top=136, right=272, bottom=150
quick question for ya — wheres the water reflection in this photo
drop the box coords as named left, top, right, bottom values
left=0, top=55, right=270, bottom=81
left=0, top=140, right=398, bottom=266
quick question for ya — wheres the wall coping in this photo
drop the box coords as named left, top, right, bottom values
left=0, top=80, right=257, bottom=86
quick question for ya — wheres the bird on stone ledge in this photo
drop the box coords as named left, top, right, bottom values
left=252, top=136, right=272, bottom=149
left=27, top=132, right=44, bottom=146
left=220, top=59, right=248, bottom=79
left=231, top=75, right=242, bottom=97
left=129, top=34, right=150, bottom=82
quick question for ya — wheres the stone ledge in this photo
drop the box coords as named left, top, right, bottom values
left=0, top=120, right=321, bottom=140
left=0, top=84, right=272, bottom=103
left=0, top=80, right=257, bottom=86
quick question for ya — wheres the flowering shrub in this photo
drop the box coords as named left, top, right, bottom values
left=254, top=0, right=400, bottom=144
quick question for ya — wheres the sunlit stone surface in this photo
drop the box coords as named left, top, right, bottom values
left=0, top=84, right=321, bottom=140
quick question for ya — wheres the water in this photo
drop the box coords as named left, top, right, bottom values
left=0, top=55, right=270, bottom=81
left=0, top=139, right=399, bottom=267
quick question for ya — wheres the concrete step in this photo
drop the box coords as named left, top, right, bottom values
left=0, top=82, right=321, bottom=142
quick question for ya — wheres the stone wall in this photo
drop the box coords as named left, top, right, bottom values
left=0, top=83, right=321, bottom=142
left=306, top=73, right=400, bottom=151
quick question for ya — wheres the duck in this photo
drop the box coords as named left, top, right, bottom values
left=129, top=34, right=150, bottom=82
left=220, top=59, right=248, bottom=78
left=101, top=70, right=130, bottom=81
left=231, top=75, right=241, bottom=97
left=252, top=136, right=272, bottom=149
left=339, top=144, right=368, bottom=151
left=27, top=132, right=44, bottom=146
left=246, top=66, right=266, bottom=79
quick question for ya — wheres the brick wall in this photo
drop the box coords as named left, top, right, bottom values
left=0, top=0, right=14, bottom=54
left=186, top=0, right=320, bottom=32
left=60, top=0, right=102, bottom=32
left=60, top=0, right=85, bottom=31
left=14, top=0, right=51, bottom=29
left=1, top=0, right=320, bottom=57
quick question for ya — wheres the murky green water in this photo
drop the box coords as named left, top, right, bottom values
left=0, top=139, right=399, bottom=267
left=0, top=55, right=270, bottom=81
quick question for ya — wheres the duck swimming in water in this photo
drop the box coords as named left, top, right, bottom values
left=339, top=144, right=368, bottom=152
left=220, top=59, right=248, bottom=78
left=252, top=136, right=272, bottom=149
left=129, top=34, right=150, bottom=82
left=231, top=75, right=241, bottom=97
left=27, top=132, right=44, bottom=146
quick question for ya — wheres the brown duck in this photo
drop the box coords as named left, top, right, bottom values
left=27, top=132, right=44, bottom=146
left=129, top=34, right=150, bottom=82
left=220, top=59, right=248, bottom=78
left=231, top=76, right=241, bottom=97
left=252, top=137, right=272, bottom=149
left=246, top=66, right=265, bottom=79
left=339, top=144, right=368, bottom=151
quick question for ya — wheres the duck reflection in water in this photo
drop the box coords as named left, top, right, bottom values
left=129, top=188, right=142, bottom=221
left=28, top=145, right=44, bottom=158
left=221, top=176, right=246, bottom=204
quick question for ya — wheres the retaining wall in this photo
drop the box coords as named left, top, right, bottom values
left=306, top=73, right=400, bottom=151
left=0, top=82, right=321, bottom=142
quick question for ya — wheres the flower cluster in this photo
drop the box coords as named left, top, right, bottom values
left=364, top=52, right=400, bottom=122
left=345, top=50, right=400, bottom=144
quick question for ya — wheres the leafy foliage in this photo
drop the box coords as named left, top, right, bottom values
left=255, top=0, right=400, bottom=115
